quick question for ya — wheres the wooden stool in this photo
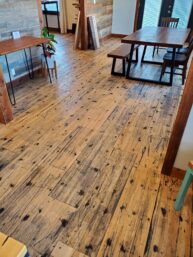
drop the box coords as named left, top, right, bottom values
left=42, top=56, right=58, bottom=80
left=0, top=232, right=29, bottom=257
left=174, top=161, right=193, bottom=211
left=50, top=60, right=58, bottom=80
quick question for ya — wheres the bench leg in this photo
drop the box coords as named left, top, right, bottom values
left=174, top=168, right=193, bottom=211
left=141, top=45, right=147, bottom=62
left=136, top=47, right=139, bottom=62
left=111, top=58, right=126, bottom=76
left=122, top=59, right=126, bottom=76
left=111, top=58, right=116, bottom=75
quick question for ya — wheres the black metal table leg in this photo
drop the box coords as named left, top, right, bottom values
left=29, top=48, right=34, bottom=78
left=5, top=54, right=16, bottom=105
left=122, top=59, right=126, bottom=76
left=170, top=47, right=176, bottom=86
left=126, top=44, right=135, bottom=79
left=23, top=49, right=32, bottom=79
left=111, top=58, right=116, bottom=75
left=42, top=44, right=52, bottom=83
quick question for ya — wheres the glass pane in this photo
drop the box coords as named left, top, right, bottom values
left=42, top=1, right=59, bottom=12
left=172, top=0, right=193, bottom=28
left=142, top=0, right=162, bottom=27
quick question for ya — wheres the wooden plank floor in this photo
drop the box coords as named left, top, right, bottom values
left=0, top=34, right=192, bottom=257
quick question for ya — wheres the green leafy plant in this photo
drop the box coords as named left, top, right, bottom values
left=41, top=27, right=57, bottom=57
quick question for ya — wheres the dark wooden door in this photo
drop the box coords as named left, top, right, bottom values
left=159, top=0, right=175, bottom=24
left=136, top=0, right=146, bottom=29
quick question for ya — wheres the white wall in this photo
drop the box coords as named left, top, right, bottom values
left=66, top=0, right=77, bottom=30
left=43, top=14, right=59, bottom=29
left=112, top=0, right=137, bottom=35
left=174, top=105, right=193, bottom=170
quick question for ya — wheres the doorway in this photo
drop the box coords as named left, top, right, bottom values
left=138, top=0, right=193, bottom=29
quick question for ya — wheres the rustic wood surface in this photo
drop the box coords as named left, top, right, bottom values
left=122, top=27, right=190, bottom=48
left=0, top=36, right=48, bottom=56
left=0, top=65, right=13, bottom=124
left=0, top=34, right=192, bottom=257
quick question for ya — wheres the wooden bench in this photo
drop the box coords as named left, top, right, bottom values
left=107, top=44, right=139, bottom=76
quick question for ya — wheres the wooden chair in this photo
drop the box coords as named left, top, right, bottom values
left=107, top=44, right=139, bottom=76
left=153, top=17, right=179, bottom=56
left=160, top=36, right=193, bottom=84
left=175, top=161, right=193, bottom=211
left=142, top=17, right=179, bottom=61
left=41, top=56, right=58, bottom=80
left=167, top=33, right=193, bottom=55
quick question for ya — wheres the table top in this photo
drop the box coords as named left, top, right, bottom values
left=0, top=36, right=49, bottom=56
left=122, top=27, right=190, bottom=48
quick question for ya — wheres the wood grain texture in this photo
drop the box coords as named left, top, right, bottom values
left=122, top=27, right=190, bottom=48
left=0, top=37, right=48, bottom=56
left=87, top=0, right=113, bottom=39
left=0, top=34, right=192, bottom=257
left=36, top=0, right=44, bottom=28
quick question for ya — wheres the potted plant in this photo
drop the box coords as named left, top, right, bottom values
left=41, top=27, right=57, bottom=68
left=41, top=27, right=57, bottom=57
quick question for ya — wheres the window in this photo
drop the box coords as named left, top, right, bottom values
left=142, top=0, right=162, bottom=27
left=42, top=1, right=60, bottom=14
left=172, top=0, right=193, bottom=28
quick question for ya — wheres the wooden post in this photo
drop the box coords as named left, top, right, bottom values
left=36, top=0, right=44, bottom=28
left=133, top=0, right=141, bottom=32
left=0, top=65, right=13, bottom=124
left=162, top=59, right=193, bottom=176
left=80, top=0, right=88, bottom=50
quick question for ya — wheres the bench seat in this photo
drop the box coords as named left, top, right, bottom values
left=108, top=44, right=138, bottom=76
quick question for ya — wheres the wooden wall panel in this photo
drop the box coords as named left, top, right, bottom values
left=86, top=0, right=113, bottom=39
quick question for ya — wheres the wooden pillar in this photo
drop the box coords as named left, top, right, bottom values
left=133, top=0, right=141, bottom=32
left=80, top=0, right=88, bottom=50
left=0, top=65, right=13, bottom=124
left=162, top=59, right=193, bottom=176
left=36, top=0, right=44, bottom=28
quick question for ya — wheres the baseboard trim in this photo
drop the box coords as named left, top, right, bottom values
left=47, top=27, right=61, bottom=33
left=111, top=33, right=128, bottom=38
left=100, top=34, right=112, bottom=42
left=171, top=167, right=186, bottom=180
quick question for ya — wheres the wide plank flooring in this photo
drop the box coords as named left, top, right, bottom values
left=0, top=34, right=192, bottom=257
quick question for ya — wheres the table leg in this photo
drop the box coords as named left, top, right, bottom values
left=42, top=44, right=52, bottom=83
left=5, top=55, right=16, bottom=105
left=170, top=47, right=176, bottom=86
left=29, top=48, right=34, bottom=79
left=126, top=44, right=135, bottom=79
left=23, top=49, right=32, bottom=79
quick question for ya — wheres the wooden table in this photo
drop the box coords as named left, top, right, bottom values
left=122, top=27, right=190, bottom=86
left=0, top=36, right=52, bottom=105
